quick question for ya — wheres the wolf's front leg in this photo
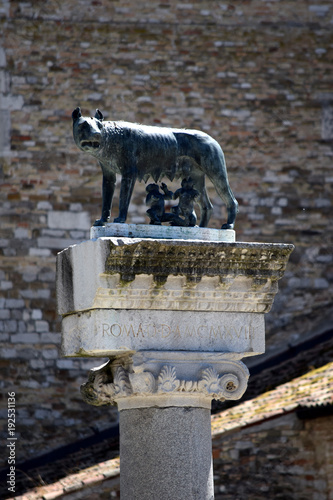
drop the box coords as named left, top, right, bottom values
left=114, top=173, right=137, bottom=223
left=94, top=172, right=116, bottom=226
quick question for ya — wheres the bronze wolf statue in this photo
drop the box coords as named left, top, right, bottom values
left=72, top=107, right=238, bottom=228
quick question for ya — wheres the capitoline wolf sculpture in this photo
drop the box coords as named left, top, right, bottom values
left=72, top=107, right=238, bottom=229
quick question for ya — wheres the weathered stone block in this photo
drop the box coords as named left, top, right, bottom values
left=57, top=230, right=293, bottom=358
left=62, top=310, right=264, bottom=357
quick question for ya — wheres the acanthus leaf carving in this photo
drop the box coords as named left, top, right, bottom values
left=80, top=364, right=116, bottom=406
left=81, top=356, right=250, bottom=406
left=157, top=365, right=180, bottom=393
left=113, top=366, right=132, bottom=396
left=178, top=379, right=198, bottom=392
left=80, top=362, right=131, bottom=406
left=94, top=372, right=117, bottom=404
left=198, top=367, right=221, bottom=396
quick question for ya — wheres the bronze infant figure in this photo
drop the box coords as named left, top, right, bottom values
left=145, top=182, right=175, bottom=226
left=171, top=178, right=200, bottom=227
left=72, top=107, right=238, bottom=229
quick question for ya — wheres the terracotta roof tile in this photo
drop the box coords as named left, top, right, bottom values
left=212, top=361, right=333, bottom=436
left=10, top=458, right=120, bottom=500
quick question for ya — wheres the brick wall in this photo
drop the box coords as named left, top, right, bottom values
left=212, top=413, right=333, bottom=500
left=1, top=0, right=332, bottom=466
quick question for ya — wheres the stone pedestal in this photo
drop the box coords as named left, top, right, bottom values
left=57, top=224, right=293, bottom=499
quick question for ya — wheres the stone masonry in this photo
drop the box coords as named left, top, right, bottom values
left=0, top=0, right=332, bottom=471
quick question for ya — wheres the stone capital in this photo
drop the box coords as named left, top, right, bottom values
left=80, top=351, right=250, bottom=410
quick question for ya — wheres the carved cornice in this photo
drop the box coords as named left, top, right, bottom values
left=80, top=351, right=249, bottom=409
left=94, top=274, right=278, bottom=313
left=57, top=237, right=294, bottom=317
left=105, top=239, right=294, bottom=283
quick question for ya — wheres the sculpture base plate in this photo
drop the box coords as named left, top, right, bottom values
left=90, top=223, right=235, bottom=242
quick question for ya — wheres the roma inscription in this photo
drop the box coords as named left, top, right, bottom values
left=101, top=322, right=254, bottom=341
left=62, top=311, right=264, bottom=357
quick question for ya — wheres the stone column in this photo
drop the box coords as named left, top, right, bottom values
left=57, top=224, right=294, bottom=500
left=80, top=350, right=250, bottom=500
left=119, top=407, right=213, bottom=500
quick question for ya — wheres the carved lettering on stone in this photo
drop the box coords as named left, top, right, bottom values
left=100, top=321, right=255, bottom=341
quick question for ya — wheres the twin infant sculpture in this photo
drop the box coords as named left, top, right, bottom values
left=72, top=107, right=238, bottom=229
left=145, top=178, right=199, bottom=227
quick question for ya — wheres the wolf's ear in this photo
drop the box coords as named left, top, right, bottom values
left=72, top=107, right=82, bottom=121
left=95, top=109, right=104, bottom=121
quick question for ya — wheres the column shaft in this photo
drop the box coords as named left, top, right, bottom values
left=119, top=406, right=214, bottom=500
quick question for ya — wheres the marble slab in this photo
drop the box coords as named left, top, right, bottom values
left=90, top=223, right=236, bottom=242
